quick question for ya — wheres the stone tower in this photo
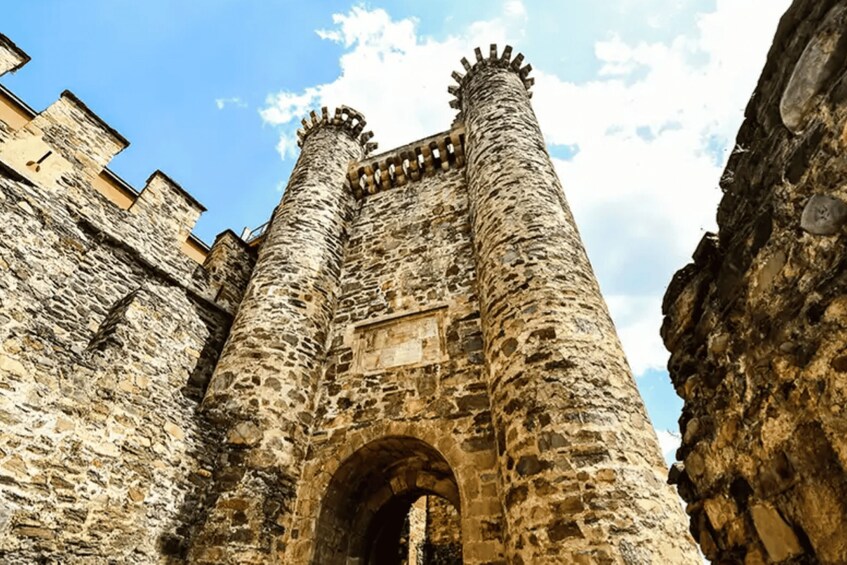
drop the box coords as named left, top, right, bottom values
left=188, top=45, right=698, bottom=564
left=189, top=108, right=374, bottom=563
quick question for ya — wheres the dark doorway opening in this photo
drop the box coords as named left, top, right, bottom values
left=312, top=436, right=462, bottom=564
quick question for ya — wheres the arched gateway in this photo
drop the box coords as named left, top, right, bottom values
left=192, top=45, right=699, bottom=564
left=283, top=419, right=503, bottom=563
left=310, top=436, right=461, bottom=564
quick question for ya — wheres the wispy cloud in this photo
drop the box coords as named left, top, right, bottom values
left=656, top=429, right=682, bottom=465
left=259, top=3, right=526, bottom=159
left=503, top=0, right=527, bottom=20
left=215, top=96, right=247, bottom=110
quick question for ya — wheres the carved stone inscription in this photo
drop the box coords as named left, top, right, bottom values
left=354, top=308, right=445, bottom=372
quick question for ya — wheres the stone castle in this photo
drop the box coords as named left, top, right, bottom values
left=0, top=0, right=845, bottom=563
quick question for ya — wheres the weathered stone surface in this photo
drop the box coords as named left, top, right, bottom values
left=800, top=193, right=847, bottom=234
left=422, top=496, right=462, bottom=564
left=0, top=33, right=29, bottom=76
left=283, top=151, right=503, bottom=564
left=663, top=1, right=847, bottom=562
left=750, top=503, right=803, bottom=562
left=192, top=110, right=369, bottom=564
left=779, top=4, right=847, bottom=133
left=0, top=39, right=254, bottom=564
left=459, top=45, right=698, bottom=563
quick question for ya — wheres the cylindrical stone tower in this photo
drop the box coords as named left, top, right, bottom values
left=189, top=107, right=375, bottom=564
left=453, top=45, right=699, bottom=563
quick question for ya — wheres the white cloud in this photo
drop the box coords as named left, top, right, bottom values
left=606, top=294, right=668, bottom=376
left=656, top=428, right=682, bottom=465
left=215, top=96, right=247, bottom=110
left=275, top=130, right=300, bottom=161
left=536, top=0, right=790, bottom=375
left=261, top=89, right=320, bottom=125
left=260, top=0, right=791, bottom=375
left=504, top=0, right=527, bottom=20
left=260, top=3, right=527, bottom=153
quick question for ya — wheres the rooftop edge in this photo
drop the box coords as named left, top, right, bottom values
left=0, top=33, right=31, bottom=74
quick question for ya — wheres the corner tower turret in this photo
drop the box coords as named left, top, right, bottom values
left=455, top=45, right=699, bottom=563
left=190, top=107, right=375, bottom=563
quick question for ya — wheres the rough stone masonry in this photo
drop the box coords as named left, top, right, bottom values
left=662, top=0, right=847, bottom=563
left=0, top=34, right=256, bottom=564
left=0, top=20, right=729, bottom=565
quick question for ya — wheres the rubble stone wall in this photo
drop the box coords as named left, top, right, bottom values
left=191, top=116, right=369, bottom=564
left=424, top=496, right=462, bottom=564
left=0, top=54, right=255, bottom=563
left=662, top=0, right=847, bottom=562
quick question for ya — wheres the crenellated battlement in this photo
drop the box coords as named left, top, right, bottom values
left=0, top=36, right=253, bottom=272
left=296, top=105, right=377, bottom=154
left=34, top=90, right=130, bottom=172
left=346, top=126, right=466, bottom=198
left=448, top=43, right=535, bottom=111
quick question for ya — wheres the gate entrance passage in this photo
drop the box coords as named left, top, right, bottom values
left=312, top=437, right=461, bottom=564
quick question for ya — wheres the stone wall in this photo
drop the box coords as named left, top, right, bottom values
left=407, top=498, right=427, bottom=565
left=662, top=1, right=847, bottom=562
left=0, top=46, right=256, bottom=563
left=284, top=158, right=505, bottom=564
left=190, top=111, right=371, bottom=564
left=405, top=496, right=461, bottom=565
left=424, top=496, right=462, bottom=564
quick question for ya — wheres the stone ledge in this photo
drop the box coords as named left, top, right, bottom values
left=59, top=90, right=131, bottom=151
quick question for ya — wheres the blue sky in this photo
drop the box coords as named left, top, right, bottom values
left=2, top=0, right=791, bottom=462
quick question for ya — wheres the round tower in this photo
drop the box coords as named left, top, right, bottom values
left=453, top=45, right=699, bottom=563
left=190, top=107, right=375, bottom=563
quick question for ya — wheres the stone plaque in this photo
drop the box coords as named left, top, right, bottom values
left=353, top=308, right=446, bottom=372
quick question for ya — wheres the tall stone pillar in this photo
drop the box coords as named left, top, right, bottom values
left=189, top=107, right=374, bottom=564
left=454, top=46, right=698, bottom=563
